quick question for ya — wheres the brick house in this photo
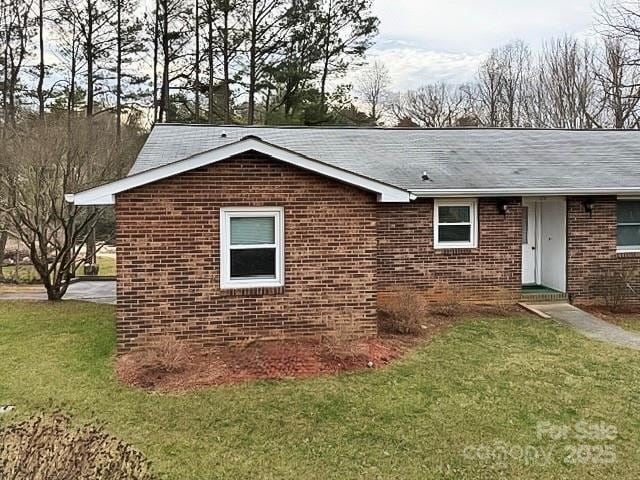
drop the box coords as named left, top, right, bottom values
left=67, top=125, right=640, bottom=351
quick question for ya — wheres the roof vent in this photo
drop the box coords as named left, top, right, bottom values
left=421, top=171, right=431, bottom=182
left=220, top=130, right=227, bottom=138
left=241, top=134, right=262, bottom=141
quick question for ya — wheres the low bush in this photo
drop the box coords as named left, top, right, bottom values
left=377, top=290, right=428, bottom=335
left=0, top=412, right=156, bottom=480
left=590, top=262, right=640, bottom=312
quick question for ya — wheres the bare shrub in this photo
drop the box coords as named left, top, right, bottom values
left=0, top=412, right=156, bottom=480
left=322, top=319, right=368, bottom=364
left=146, top=336, right=192, bottom=373
left=119, top=336, right=193, bottom=386
left=377, top=290, right=428, bottom=335
left=591, top=263, right=640, bottom=312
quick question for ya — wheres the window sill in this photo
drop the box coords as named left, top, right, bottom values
left=434, top=247, right=479, bottom=254
left=219, top=285, right=285, bottom=296
left=617, top=249, right=640, bottom=257
left=434, top=244, right=478, bottom=251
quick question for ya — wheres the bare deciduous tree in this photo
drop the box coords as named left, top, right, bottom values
left=355, top=59, right=389, bottom=124
left=0, top=116, right=140, bottom=299
left=532, top=37, right=603, bottom=128
left=392, top=83, right=467, bottom=127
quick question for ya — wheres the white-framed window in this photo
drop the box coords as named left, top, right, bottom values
left=434, top=199, right=478, bottom=249
left=617, top=199, right=640, bottom=252
left=220, top=207, right=284, bottom=289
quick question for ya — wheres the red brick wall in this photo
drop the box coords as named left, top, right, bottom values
left=567, top=196, right=640, bottom=305
left=377, top=198, right=523, bottom=303
left=115, top=153, right=378, bottom=352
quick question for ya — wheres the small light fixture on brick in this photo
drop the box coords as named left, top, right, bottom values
left=421, top=171, right=431, bottom=182
left=497, top=199, right=509, bottom=215
left=583, top=198, right=595, bottom=216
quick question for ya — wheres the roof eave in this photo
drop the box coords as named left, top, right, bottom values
left=67, top=137, right=412, bottom=205
left=411, top=187, right=640, bottom=198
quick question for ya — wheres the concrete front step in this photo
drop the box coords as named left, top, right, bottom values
left=520, top=292, right=568, bottom=303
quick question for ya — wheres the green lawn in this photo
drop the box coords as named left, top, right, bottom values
left=584, top=308, right=640, bottom=334
left=616, top=317, right=640, bottom=333
left=1, top=302, right=640, bottom=479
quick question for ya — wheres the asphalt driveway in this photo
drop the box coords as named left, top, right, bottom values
left=0, top=280, right=116, bottom=305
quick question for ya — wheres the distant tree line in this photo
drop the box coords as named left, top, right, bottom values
left=389, top=2, right=640, bottom=129
left=0, top=0, right=379, bottom=128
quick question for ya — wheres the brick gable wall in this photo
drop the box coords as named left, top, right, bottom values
left=567, top=196, right=640, bottom=305
left=377, top=198, right=523, bottom=303
left=115, top=153, right=378, bottom=352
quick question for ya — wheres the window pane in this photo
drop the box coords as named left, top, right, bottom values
left=230, top=216, right=275, bottom=245
left=618, top=225, right=640, bottom=247
left=618, top=201, right=640, bottom=224
left=439, top=225, right=471, bottom=242
left=439, top=206, right=470, bottom=223
left=230, top=248, right=276, bottom=278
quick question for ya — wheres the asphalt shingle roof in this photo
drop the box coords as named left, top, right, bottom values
left=130, top=124, right=640, bottom=192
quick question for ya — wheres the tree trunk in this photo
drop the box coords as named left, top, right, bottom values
left=222, top=6, right=230, bottom=124
left=86, top=0, right=94, bottom=117
left=194, top=0, right=200, bottom=122
left=116, top=0, right=122, bottom=140
left=37, top=0, right=45, bottom=119
left=207, top=0, right=214, bottom=124
left=68, top=22, right=77, bottom=131
left=153, top=0, right=159, bottom=122
left=2, top=24, right=8, bottom=131
left=0, top=230, right=7, bottom=281
left=85, top=219, right=97, bottom=275
left=319, top=3, right=332, bottom=113
left=162, top=0, right=169, bottom=122
left=247, top=0, right=257, bottom=125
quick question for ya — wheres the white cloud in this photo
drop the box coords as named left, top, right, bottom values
left=364, top=43, right=484, bottom=91
left=357, top=0, right=603, bottom=91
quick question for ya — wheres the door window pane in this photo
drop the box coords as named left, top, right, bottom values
left=230, top=248, right=276, bottom=278
left=230, top=217, right=275, bottom=245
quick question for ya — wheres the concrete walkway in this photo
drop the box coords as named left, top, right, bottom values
left=529, top=302, right=640, bottom=350
left=0, top=280, right=115, bottom=305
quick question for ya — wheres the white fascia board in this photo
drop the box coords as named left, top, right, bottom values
left=67, top=137, right=412, bottom=205
left=411, top=187, right=640, bottom=198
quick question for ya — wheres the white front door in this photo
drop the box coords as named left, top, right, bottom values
left=539, top=198, right=567, bottom=292
left=521, top=199, right=537, bottom=285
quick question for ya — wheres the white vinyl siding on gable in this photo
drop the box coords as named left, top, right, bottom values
left=220, top=207, right=284, bottom=289
left=434, top=199, right=478, bottom=249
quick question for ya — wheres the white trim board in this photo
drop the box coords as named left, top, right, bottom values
left=412, top=187, right=640, bottom=198
left=66, top=137, right=413, bottom=205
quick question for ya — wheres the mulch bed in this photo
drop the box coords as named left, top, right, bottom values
left=117, top=334, right=423, bottom=392
left=116, top=305, right=519, bottom=392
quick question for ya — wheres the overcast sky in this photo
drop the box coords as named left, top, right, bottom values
left=367, top=0, right=602, bottom=91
